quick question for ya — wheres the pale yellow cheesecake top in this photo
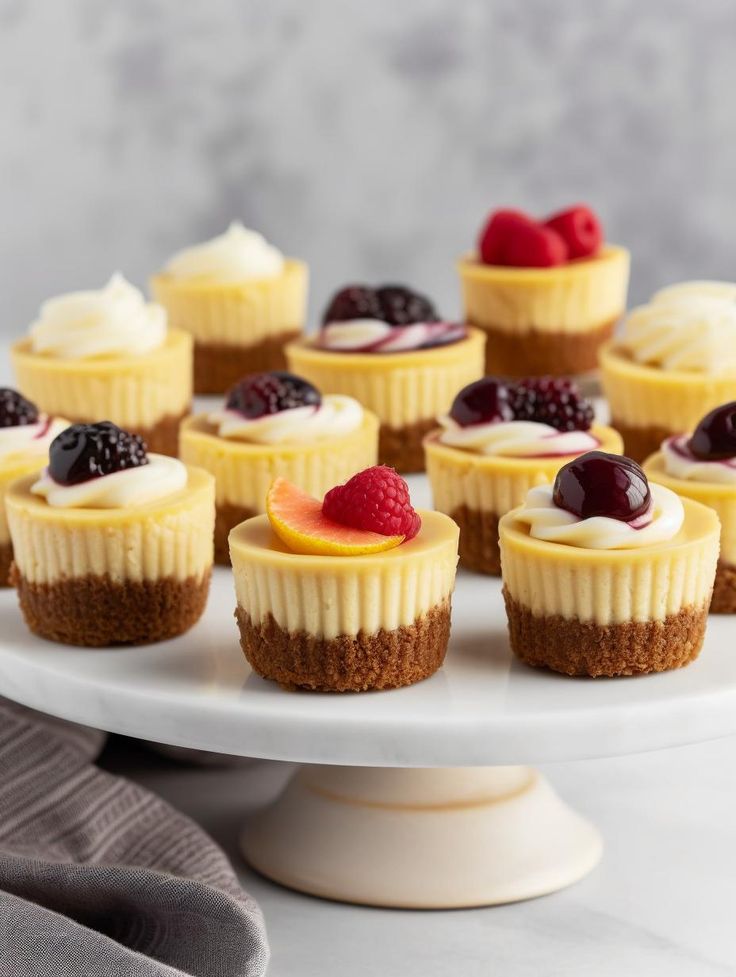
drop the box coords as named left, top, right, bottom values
left=229, top=509, right=459, bottom=639
left=458, top=244, right=628, bottom=286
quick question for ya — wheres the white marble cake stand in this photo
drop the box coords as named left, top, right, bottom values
left=0, top=475, right=735, bottom=908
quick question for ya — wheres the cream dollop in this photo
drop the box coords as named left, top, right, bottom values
left=208, top=394, right=363, bottom=444
left=437, top=418, right=599, bottom=458
left=662, top=434, right=736, bottom=485
left=164, top=222, right=284, bottom=283
left=514, top=483, right=684, bottom=549
left=319, top=319, right=466, bottom=353
left=32, top=454, right=187, bottom=508
left=622, top=281, right=736, bottom=374
left=0, top=417, right=68, bottom=465
left=30, top=274, right=167, bottom=359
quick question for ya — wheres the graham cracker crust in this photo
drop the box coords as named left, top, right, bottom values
left=711, top=562, right=736, bottom=613
left=610, top=419, right=673, bottom=464
left=236, top=599, right=451, bottom=691
left=12, top=568, right=211, bottom=647
left=477, top=318, right=616, bottom=377
left=194, top=332, right=301, bottom=394
left=380, top=418, right=437, bottom=473
left=215, top=501, right=257, bottom=565
left=449, top=505, right=501, bottom=575
left=0, top=542, right=12, bottom=587
left=503, top=590, right=709, bottom=677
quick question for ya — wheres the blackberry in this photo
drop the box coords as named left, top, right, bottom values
left=49, top=421, right=148, bottom=486
left=510, top=376, right=594, bottom=432
left=0, top=388, right=39, bottom=428
left=226, top=371, right=321, bottom=419
left=322, top=285, right=382, bottom=324
left=449, top=377, right=515, bottom=427
left=376, top=285, right=438, bottom=326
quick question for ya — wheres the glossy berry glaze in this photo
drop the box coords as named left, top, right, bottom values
left=449, top=375, right=594, bottom=433
left=226, top=372, right=321, bottom=418
left=49, top=422, right=148, bottom=486
left=688, top=402, right=736, bottom=461
left=553, top=451, right=652, bottom=522
left=449, top=378, right=515, bottom=426
left=0, top=388, right=39, bottom=428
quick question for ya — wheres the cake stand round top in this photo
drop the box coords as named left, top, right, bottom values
left=1, top=471, right=735, bottom=767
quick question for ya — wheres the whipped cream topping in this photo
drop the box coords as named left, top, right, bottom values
left=437, top=417, right=599, bottom=458
left=662, top=434, right=736, bottom=485
left=208, top=394, right=364, bottom=444
left=30, top=274, right=167, bottom=360
left=622, top=282, right=736, bottom=374
left=514, top=483, right=684, bottom=549
left=0, top=417, right=68, bottom=465
left=32, top=454, right=187, bottom=508
left=318, top=319, right=466, bottom=353
left=164, top=222, right=284, bottom=283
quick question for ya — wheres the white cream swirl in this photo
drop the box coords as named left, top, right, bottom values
left=32, top=454, right=187, bottom=508
left=622, top=282, right=736, bottom=374
left=662, top=434, right=736, bottom=485
left=208, top=394, right=363, bottom=444
left=0, top=417, right=68, bottom=465
left=30, top=274, right=166, bottom=359
left=164, top=222, right=284, bottom=283
left=514, top=484, right=684, bottom=549
left=437, top=418, right=599, bottom=458
left=319, top=319, right=466, bottom=353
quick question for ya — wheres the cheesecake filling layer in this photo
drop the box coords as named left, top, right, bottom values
left=229, top=511, right=458, bottom=640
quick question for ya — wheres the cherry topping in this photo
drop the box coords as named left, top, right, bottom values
left=688, top=402, right=736, bottom=460
left=510, top=377, right=594, bottom=432
left=478, top=210, right=535, bottom=265
left=376, top=285, right=438, bottom=325
left=322, top=285, right=382, bottom=324
left=449, top=377, right=515, bottom=427
left=0, top=388, right=39, bottom=428
left=49, top=421, right=148, bottom=487
left=545, top=205, right=602, bottom=260
left=226, top=371, right=321, bottom=419
left=552, top=451, right=651, bottom=522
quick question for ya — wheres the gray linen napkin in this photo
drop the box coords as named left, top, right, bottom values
left=0, top=698, right=269, bottom=977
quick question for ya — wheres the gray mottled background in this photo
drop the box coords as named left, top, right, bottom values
left=1, top=0, right=734, bottom=334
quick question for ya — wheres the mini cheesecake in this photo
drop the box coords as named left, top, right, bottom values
left=425, top=376, right=622, bottom=574
left=644, top=402, right=736, bottom=613
left=7, top=422, right=214, bottom=647
left=601, top=281, right=736, bottom=462
left=500, top=452, right=719, bottom=677
left=151, top=222, right=307, bottom=394
left=459, top=206, right=629, bottom=377
left=11, top=274, right=191, bottom=456
left=230, top=468, right=459, bottom=691
left=179, top=371, right=378, bottom=564
left=286, top=284, right=485, bottom=472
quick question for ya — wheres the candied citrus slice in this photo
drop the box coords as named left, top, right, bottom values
left=266, top=477, right=404, bottom=556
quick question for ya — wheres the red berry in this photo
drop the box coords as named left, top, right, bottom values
left=544, top=205, right=602, bottom=259
left=502, top=222, right=568, bottom=268
left=322, top=466, right=421, bottom=541
left=477, top=209, right=535, bottom=265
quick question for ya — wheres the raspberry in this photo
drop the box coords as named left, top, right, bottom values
left=510, top=377, right=594, bottom=432
left=544, top=205, right=602, bottom=259
left=502, top=222, right=568, bottom=267
left=0, top=388, right=39, bottom=428
left=376, top=285, right=438, bottom=325
left=449, top=377, right=515, bottom=427
left=226, top=371, right=321, bottom=418
left=323, top=285, right=382, bottom=324
left=322, top=465, right=421, bottom=540
left=477, top=209, right=535, bottom=265
left=49, top=421, right=148, bottom=486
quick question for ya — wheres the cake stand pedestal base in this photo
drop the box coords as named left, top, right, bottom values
left=241, top=764, right=602, bottom=908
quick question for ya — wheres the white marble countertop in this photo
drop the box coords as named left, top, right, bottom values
left=103, top=737, right=736, bottom=976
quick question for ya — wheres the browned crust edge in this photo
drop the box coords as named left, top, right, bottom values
left=379, top=418, right=437, bottom=473
left=476, top=318, right=616, bottom=377
left=11, top=568, right=211, bottom=647
left=503, top=589, right=709, bottom=677
left=610, top=419, right=673, bottom=465
left=236, top=600, right=451, bottom=692
left=193, top=332, right=301, bottom=394
left=448, top=505, right=501, bottom=575
left=215, top=501, right=257, bottom=566
left=0, top=542, right=13, bottom=588
left=711, top=562, right=736, bottom=614
left=61, top=408, right=190, bottom=459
